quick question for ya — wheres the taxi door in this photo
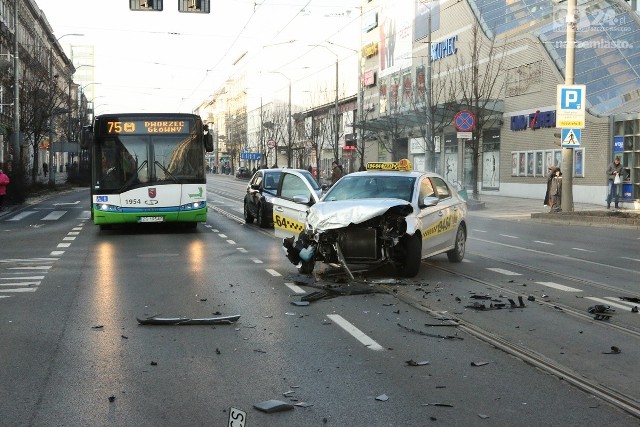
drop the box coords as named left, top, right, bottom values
left=271, top=171, right=320, bottom=240
left=417, top=176, right=464, bottom=256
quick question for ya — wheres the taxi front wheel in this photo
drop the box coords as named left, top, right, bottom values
left=447, top=226, right=466, bottom=262
left=399, top=234, right=422, bottom=278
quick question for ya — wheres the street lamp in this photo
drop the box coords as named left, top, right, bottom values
left=309, top=44, right=340, bottom=161
left=48, top=33, right=84, bottom=186
left=269, top=71, right=292, bottom=167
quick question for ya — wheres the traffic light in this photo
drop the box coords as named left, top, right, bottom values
left=178, top=0, right=210, bottom=13
left=130, top=0, right=163, bottom=11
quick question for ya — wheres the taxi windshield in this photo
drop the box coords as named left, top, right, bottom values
left=324, top=175, right=416, bottom=202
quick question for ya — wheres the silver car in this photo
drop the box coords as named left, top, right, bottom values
left=272, top=160, right=468, bottom=278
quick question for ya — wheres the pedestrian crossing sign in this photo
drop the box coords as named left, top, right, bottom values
left=561, top=128, right=581, bottom=148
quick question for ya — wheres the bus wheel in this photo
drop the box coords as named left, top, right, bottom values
left=99, top=224, right=112, bottom=231
left=185, top=222, right=198, bottom=230
left=244, top=202, right=254, bottom=224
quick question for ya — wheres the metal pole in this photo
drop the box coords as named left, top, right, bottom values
left=335, top=58, right=339, bottom=160
left=287, top=80, right=292, bottom=167
left=48, top=48, right=55, bottom=186
left=426, top=4, right=433, bottom=172
left=12, top=0, right=20, bottom=174
left=561, top=0, right=576, bottom=212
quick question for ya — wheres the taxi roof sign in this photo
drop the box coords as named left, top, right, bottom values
left=367, top=159, right=412, bottom=171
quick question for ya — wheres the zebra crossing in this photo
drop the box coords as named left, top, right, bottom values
left=4, top=210, right=92, bottom=222
left=0, top=220, right=87, bottom=298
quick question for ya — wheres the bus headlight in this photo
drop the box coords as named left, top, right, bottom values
left=95, top=203, right=121, bottom=212
left=180, top=201, right=206, bottom=210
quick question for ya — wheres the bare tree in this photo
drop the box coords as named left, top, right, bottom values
left=454, top=23, right=506, bottom=199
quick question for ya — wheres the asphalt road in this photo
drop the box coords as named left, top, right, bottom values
left=0, top=179, right=638, bottom=426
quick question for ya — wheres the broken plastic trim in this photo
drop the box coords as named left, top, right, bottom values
left=136, top=315, right=240, bottom=325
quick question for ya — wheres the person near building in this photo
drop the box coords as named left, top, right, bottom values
left=543, top=165, right=554, bottom=207
left=548, top=167, right=562, bottom=213
left=330, top=160, right=343, bottom=186
left=0, top=169, right=10, bottom=211
left=42, top=162, right=48, bottom=178
left=606, top=156, right=627, bottom=209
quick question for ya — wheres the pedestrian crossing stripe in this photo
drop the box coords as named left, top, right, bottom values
left=561, top=128, right=581, bottom=147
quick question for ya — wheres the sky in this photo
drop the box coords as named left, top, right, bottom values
left=36, top=0, right=362, bottom=115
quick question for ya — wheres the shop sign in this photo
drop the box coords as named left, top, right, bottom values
left=362, top=70, right=376, bottom=87
left=431, top=35, right=457, bottom=61
left=362, top=10, right=378, bottom=33
left=510, top=110, right=556, bottom=131
left=362, top=42, right=378, bottom=58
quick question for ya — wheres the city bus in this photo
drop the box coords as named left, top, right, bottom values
left=89, top=113, right=213, bottom=229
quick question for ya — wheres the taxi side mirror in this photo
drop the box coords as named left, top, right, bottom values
left=292, top=194, right=311, bottom=204
left=420, top=196, right=439, bottom=208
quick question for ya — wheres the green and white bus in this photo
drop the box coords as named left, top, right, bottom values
left=89, top=113, right=213, bottom=229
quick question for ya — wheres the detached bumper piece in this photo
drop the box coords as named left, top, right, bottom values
left=136, top=315, right=240, bottom=325
left=588, top=304, right=615, bottom=320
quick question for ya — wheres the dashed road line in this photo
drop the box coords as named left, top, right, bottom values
left=326, top=314, right=384, bottom=351
left=535, top=281, right=582, bottom=292
left=534, top=241, right=553, bottom=245
left=572, top=247, right=594, bottom=253
left=285, top=282, right=306, bottom=294
left=499, top=234, right=518, bottom=239
left=487, top=267, right=521, bottom=276
left=266, top=269, right=281, bottom=277
left=585, top=296, right=637, bottom=311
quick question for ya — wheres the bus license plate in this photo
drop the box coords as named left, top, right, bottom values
left=139, top=216, right=164, bottom=223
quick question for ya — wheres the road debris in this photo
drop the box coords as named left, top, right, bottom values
left=405, top=359, right=430, bottom=366
left=136, top=315, right=240, bottom=325
left=375, top=394, right=389, bottom=401
left=587, top=305, right=615, bottom=320
left=253, top=400, right=294, bottom=413
left=397, top=323, right=463, bottom=340
left=619, top=296, right=640, bottom=303
left=471, top=361, right=490, bottom=367
left=423, top=403, right=453, bottom=407
left=291, top=301, right=310, bottom=306
left=603, top=346, right=621, bottom=354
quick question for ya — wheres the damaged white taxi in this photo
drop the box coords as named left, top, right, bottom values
left=272, top=159, right=468, bottom=278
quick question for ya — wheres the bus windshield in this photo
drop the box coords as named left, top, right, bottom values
left=96, top=133, right=204, bottom=191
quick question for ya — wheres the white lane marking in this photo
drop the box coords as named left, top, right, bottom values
left=472, top=229, right=487, bottom=233
left=534, top=241, right=553, bottom=245
left=0, top=281, right=40, bottom=287
left=68, top=232, right=80, bottom=236
left=285, top=282, right=306, bottom=294
left=0, top=258, right=57, bottom=263
left=72, top=227, right=82, bottom=231
left=603, top=297, right=640, bottom=309
left=6, top=211, right=36, bottom=221
left=226, top=240, right=236, bottom=244
left=251, top=258, right=263, bottom=264
left=462, top=259, right=472, bottom=263
left=42, top=211, right=67, bottom=221
left=50, top=251, right=65, bottom=256
left=211, top=228, right=219, bottom=232
left=0, top=288, right=37, bottom=293
left=54, top=201, right=80, bottom=206
left=237, top=248, right=248, bottom=253
left=487, top=267, right=521, bottom=276
left=621, top=256, right=640, bottom=262
left=0, top=276, right=44, bottom=280
left=572, top=247, right=594, bottom=253
left=62, top=237, right=76, bottom=241
left=535, top=282, right=582, bottom=292
left=585, top=297, right=637, bottom=311
left=499, top=234, right=518, bottom=239
left=78, top=211, right=91, bottom=219
left=326, top=314, right=384, bottom=351
left=219, top=234, right=227, bottom=238
left=266, top=269, right=281, bottom=277
left=8, top=266, right=51, bottom=270
left=57, top=243, right=71, bottom=248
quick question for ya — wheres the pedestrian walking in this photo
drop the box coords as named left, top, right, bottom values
left=42, top=162, right=49, bottom=178
left=606, top=156, right=627, bottom=209
left=549, top=167, right=562, bottom=212
left=0, top=168, right=10, bottom=211
left=330, top=160, right=343, bottom=186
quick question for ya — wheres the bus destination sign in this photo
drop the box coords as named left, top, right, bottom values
left=106, top=120, right=190, bottom=135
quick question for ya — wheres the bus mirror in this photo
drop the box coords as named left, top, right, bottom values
left=204, top=133, right=214, bottom=152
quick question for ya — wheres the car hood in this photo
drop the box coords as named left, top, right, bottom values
left=307, top=199, right=413, bottom=231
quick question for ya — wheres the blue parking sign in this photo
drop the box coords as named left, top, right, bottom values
left=560, top=87, right=583, bottom=110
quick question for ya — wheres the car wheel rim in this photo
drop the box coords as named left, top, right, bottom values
left=457, top=229, right=465, bottom=256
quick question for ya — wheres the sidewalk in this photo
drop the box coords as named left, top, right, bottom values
left=0, top=172, right=71, bottom=218
left=469, top=194, right=640, bottom=228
